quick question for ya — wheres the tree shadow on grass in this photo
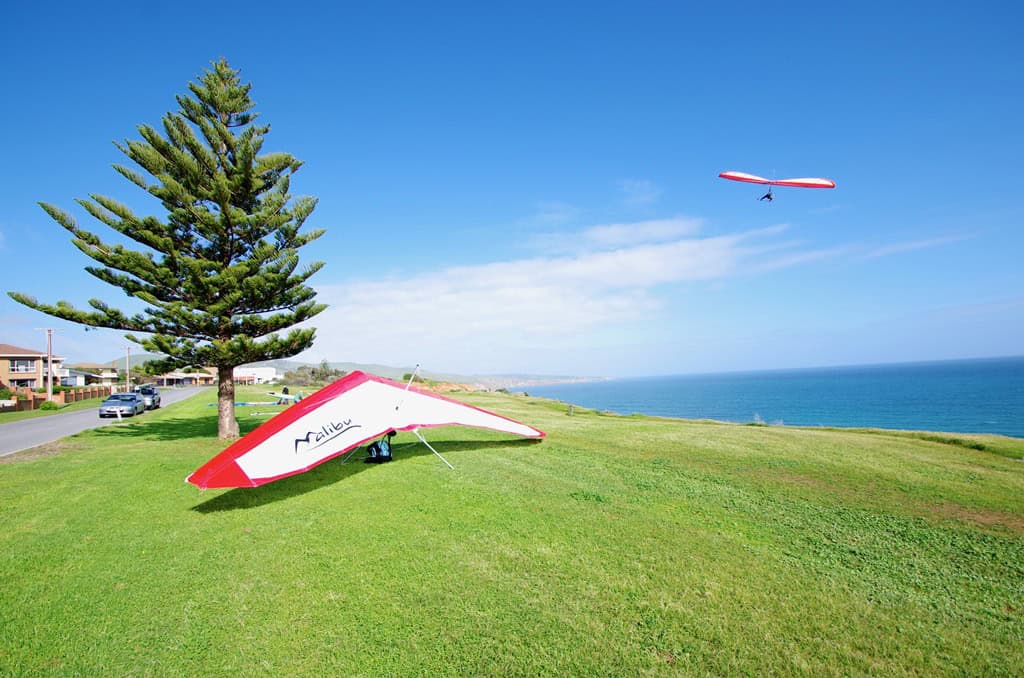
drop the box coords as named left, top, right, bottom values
left=88, top=413, right=273, bottom=442
left=190, top=438, right=543, bottom=513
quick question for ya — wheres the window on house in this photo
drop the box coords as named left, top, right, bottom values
left=9, top=359, right=37, bottom=373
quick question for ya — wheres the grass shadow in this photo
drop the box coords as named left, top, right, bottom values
left=190, top=437, right=543, bottom=513
left=90, top=415, right=220, bottom=441
left=87, top=411, right=275, bottom=443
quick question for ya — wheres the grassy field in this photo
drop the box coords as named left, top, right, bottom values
left=1, top=384, right=1022, bottom=675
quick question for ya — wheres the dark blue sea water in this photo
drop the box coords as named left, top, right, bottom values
left=523, top=357, right=1024, bottom=438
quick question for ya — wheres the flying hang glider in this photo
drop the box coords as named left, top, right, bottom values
left=186, top=370, right=545, bottom=489
left=719, top=170, right=836, bottom=201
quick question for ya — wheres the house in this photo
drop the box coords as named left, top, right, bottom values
left=0, top=343, right=65, bottom=390
left=153, top=367, right=217, bottom=387
left=233, top=366, right=279, bottom=385
left=64, top=362, right=120, bottom=386
left=55, top=367, right=99, bottom=387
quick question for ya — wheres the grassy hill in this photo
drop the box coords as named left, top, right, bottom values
left=1, top=387, right=1021, bottom=674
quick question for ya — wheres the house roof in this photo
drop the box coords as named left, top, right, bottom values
left=0, top=344, right=66, bottom=362
left=0, top=343, right=45, bottom=356
left=67, top=362, right=117, bottom=371
left=64, top=368, right=102, bottom=377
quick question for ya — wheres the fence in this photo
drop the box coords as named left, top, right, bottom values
left=0, top=385, right=114, bottom=413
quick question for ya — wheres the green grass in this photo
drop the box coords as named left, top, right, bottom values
left=1, top=386, right=1022, bottom=675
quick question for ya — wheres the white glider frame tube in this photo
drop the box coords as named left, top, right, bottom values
left=413, top=428, right=455, bottom=470
left=394, top=363, right=421, bottom=412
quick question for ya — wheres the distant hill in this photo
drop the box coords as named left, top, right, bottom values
left=103, top=353, right=163, bottom=371
left=82, top=354, right=600, bottom=390
left=244, top=359, right=604, bottom=390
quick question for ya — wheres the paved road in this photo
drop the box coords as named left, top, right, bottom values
left=0, top=387, right=208, bottom=457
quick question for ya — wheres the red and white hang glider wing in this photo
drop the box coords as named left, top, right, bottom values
left=719, top=171, right=836, bottom=189
left=187, top=371, right=545, bottom=489
left=718, top=170, right=772, bottom=185
left=770, top=177, right=836, bottom=189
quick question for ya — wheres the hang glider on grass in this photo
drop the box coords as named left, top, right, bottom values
left=187, top=370, right=545, bottom=489
left=267, top=391, right=302, bottom=404
left=719, top=170, right=836, bottom=202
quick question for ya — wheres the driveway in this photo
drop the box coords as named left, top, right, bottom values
left=0, top=387, right=208, bottom=458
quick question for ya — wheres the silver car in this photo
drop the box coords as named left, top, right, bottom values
left=99, top=393, right=146, bottom=418
left=133, top=385, right=161, bottom=410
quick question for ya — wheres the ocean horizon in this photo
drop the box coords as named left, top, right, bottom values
left=522, top=356, right=1024, bottom=439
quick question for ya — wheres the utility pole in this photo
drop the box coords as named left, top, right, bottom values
left=122, top=344, right=132, bottom=392
left=35, top=327, right=54, bottom=401
left=46, top=329, right=53, bottom=401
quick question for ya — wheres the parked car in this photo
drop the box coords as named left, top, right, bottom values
left=98, top=393, right=146, bottom=418
left=133, top=385, right=161, bottom=410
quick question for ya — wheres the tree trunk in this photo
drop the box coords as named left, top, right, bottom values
left=217, top=365, right=239, bottom=439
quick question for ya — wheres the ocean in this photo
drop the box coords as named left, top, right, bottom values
left=522, top=356, right=1024, bottom=439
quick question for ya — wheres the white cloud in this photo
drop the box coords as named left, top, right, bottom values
left=530, top=216, right=703, bottom=253
left=581, top=217, right=703, bottom=248
left=862, top=234, right=973, bottom=259
left=618, top=179, right=662, bottom=207
left=299, top=221, right=840, bottom=371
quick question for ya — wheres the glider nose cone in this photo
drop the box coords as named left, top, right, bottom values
left=186, top=458, right=254, bottom=489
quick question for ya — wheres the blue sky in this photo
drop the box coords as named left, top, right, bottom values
left=1, top=1, right=1021, bottom=376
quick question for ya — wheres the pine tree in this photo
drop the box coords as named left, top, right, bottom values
left=8, top=59, right=326, bottom=439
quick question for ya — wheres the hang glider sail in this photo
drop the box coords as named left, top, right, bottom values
left=718, top=171, right=836, bottom=189
left=187, top=371, right=545, bottom=489
left=719, top=170, right=836, bottom=202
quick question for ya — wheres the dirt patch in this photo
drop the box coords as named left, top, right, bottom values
left=0, top=440, right=81, bottom=463
left=740, top=467, right=836, bottom=494
left=756, top=472, right=1024, bottom=533
left=435, top=382, right=470, bottom=392
left=929, top=501, right=1024, bottom=534
left=419, top=381, right=474, bottom=392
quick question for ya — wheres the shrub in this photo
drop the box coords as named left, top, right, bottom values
left=282, top=364, right=347, bottom=387
left=39, top=401, right=60, bottom=411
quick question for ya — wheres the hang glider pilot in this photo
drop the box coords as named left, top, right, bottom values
left=759, top=189, right=773, bottom=202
